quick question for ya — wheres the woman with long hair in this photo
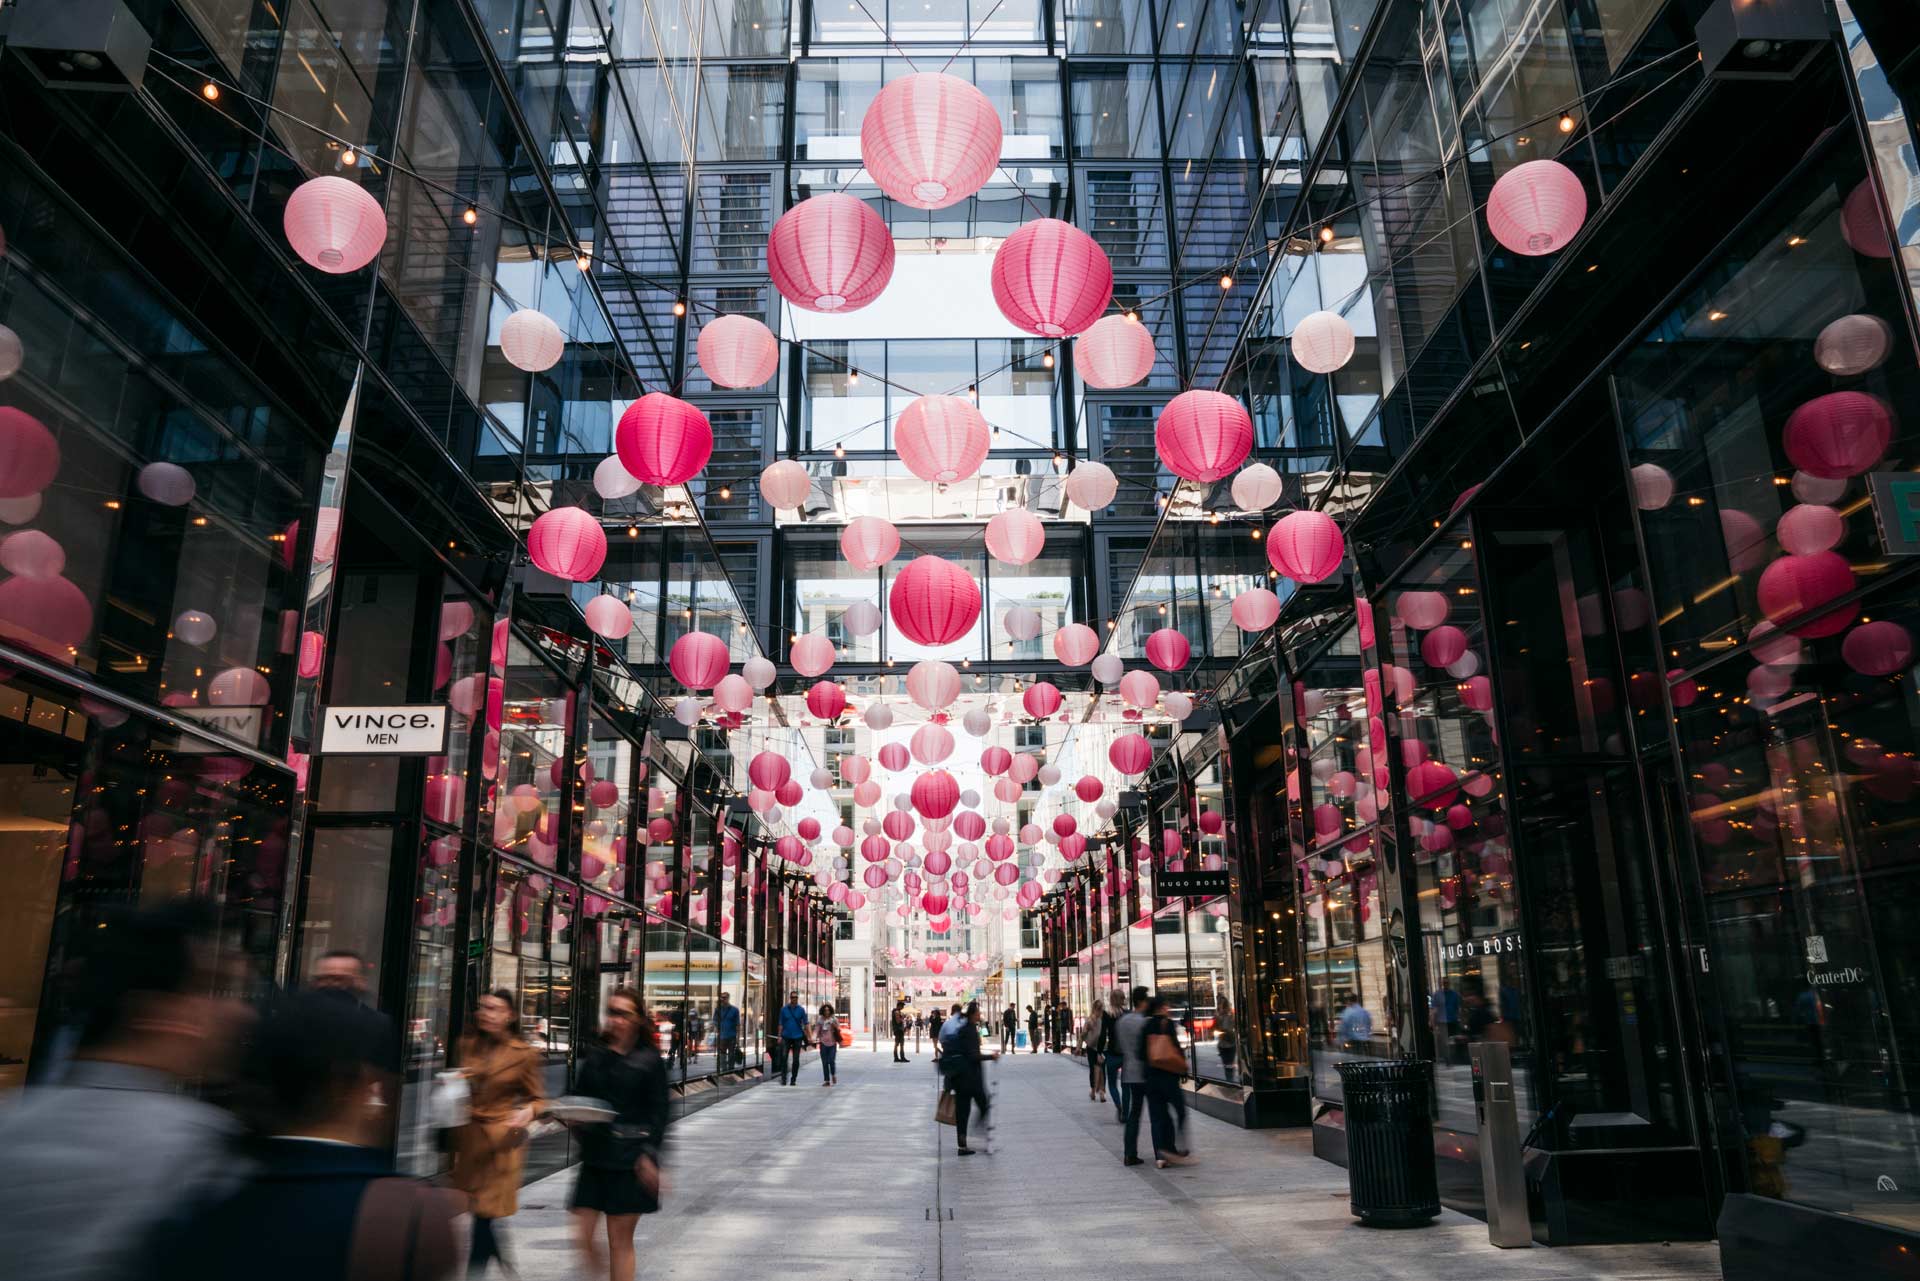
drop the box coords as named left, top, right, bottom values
left=571, top=987, right=669, bottom=1281
left=451, top=989, right=545, bottom=1276
left=813, top=1002, right=841, bottom=1086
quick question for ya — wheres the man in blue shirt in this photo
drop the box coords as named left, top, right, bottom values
left=714, top=991, right=741, bottom=1071
left=778, top=995, right=810, bottom=1086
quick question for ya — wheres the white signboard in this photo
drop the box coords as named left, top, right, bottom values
left=318, top=705, right=450, bottom=755
left=172, top=705, right=265, bottom=751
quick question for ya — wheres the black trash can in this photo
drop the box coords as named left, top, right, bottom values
left=1336, top=1058, right=1440, bottom=1227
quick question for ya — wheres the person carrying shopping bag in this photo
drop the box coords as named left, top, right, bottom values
left=450, top=990, right=545, bottom=1276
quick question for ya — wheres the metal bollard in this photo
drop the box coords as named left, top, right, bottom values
left=1470, top=1042, right=1532, bottom=1248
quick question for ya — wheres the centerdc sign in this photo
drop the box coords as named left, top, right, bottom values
left=318, top=704, right=450, bottom=755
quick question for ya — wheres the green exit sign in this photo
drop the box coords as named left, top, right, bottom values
left=1868, top=473, right=1920, bottom=555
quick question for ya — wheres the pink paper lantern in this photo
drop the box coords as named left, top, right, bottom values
left=1064, top=462, right=1119, bottom=512
left=1052, top=623, right=1099, bottom=665
left=980, top=746, right=1012, bottom=775
left=1841, top=179, right=1893, bottom=258
left=768, top=193, right=895, bottom=313
left=806, top=680, right=848, bottom=720
left=1144, top=627, right=1190, bottom=673
left=1231, top=588, right=1280, bottom=632
left=668, top=631, right=730, bottom=689
left=1777, top=504, right=1844, bottom=556
left=912, top=770, right=961, bottom=819
left=616, top=393, right=712, bottom=486
left=0, top=408, right=59, bottom=498
left=775, top=835, right=805, bottom=863
left=584, top=594, right=631, bottom=640
left=860, top=72, right=1002, bottom=209
left=1198, top=809, right=1224, bottom=835
left=1405, top=760, right=1459, bottom=809
left=1108, top=733, right=1153, bottom=775
left=1119, top=669, right=1160, bottom=709
left=0, top=576, right=93, bottom=663
left=0, top=529, right=62, bottom=579
left=1266, top=509, right=1344, bottom=583
left=760, top=459, right=811, bottom=511
left=775, top=778, right=803, bottom=807
left=1074, top=775, right=1103, bottom=803
left=696, top=314, right=781, bottom=388
left=907, top=659, right=961, bottom=710
left=1814, top=313, right=1893, bottom=377
left=1459, top=675, right=1494, bottom=711
left=1783, top=391, right=1893, bottom=479
left=299, top=630, right=326, bottom=679
left=953, top=811, right=986, bottom=841
left=994, top=861, right=1020, bottom=886
left=985, top=508, right=1046, bottom=566
left=748, top=751, right=791, bottom=792
left=864, top=864, right=890, bottom=888
left=888, top=555, right=982, bottom=646
left=1155, top=390, right=1253, bottom=483
left=1022, top=681, right=1063, bottom=719
left=1757, top=552, right=1858, bottom=638
left=712, top=673, right=753, bottom=712
left=208, top=666, right=271, bottom=706
left=841, top=515, right=901, bottom=570
left=1395, top=591, right=1449, bottom=630
left=1485, top=159, right=1587, bottom=256
left=527, top=506, right=607, bottom=581
left=792, top=632, right=836, bottom=677
left=842, top=755, right=873, bottom=785
left=1009, top=752, right=1040, bottom=784
left=1842, top=620, right=1913, bottom=676
left=499, top=309, right=565, bottom=373
left=1420, top=625, right=1468, bottom=668
left=1076, top=314, right=1155, bottom=388
left=895, top=394, right=990, bottom=484
left=283, top=176, right=387, bottom=273
left=912, top=723, right=955, bottom=764
left=878, top=742, right=911, bottom=771
left=590, top=779, right=620, bottom=809
left=990, top=218, right=1112, bottom=337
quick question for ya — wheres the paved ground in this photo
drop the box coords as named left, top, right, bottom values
left=504, top=1049, right=1722, bottom=1280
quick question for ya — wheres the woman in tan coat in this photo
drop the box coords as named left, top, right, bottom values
left=452, top=989, right=545, bottom=1275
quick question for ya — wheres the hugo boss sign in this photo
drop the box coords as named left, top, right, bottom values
left=317, top=705, right=450, bottom=755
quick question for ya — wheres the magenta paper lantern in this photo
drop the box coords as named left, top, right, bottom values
left=841, top=515, right=901, bottom=570
left=864, top=864, right=889, bottom=888
left=584, top=593, right=632, bottom=640
left=616, top=393, right=713, bottom=486
left=1155, top=389, right=1252, bottom=483
left=1485, top=159, right=1586, bottom=256
left=1198, top=809, right=1224, bottom=835
left=1420, top=625, right=1468, bottom=668
left=775, top=779, right=803, bottom=807
left=1405, top=760, right=1459, bottom=809
left=1076, top=313, right=1156, bottom=388
left=923, top=847, right=951, bottom=876
left=1144, top=627, right=1190, bottom=673
left=889, top=555, right=982, bottom=646
left=1758, top=552, right=1858, bottom=638
left=896, top=394, right=990, bottom=484
left=985, top=508, right=1046, bottom=566
left=528, top=506, right=606, bottom=581
left=1783, top=391, right=1893, bottom=479
left=980, top=746, right=1012, bottom=776
left=1722, top=509, right=1769, bottom=572
left=0, top=574, right=90, bottom=661
left=1267, top=509, right=1344, bottom=583
left=768, top=193, right=894, bottom=313
left=912, top=723, right=955, bottom=764
left=1777, top=504, right=1844, bottom=555
left=284, top=176, right=387, bottom=273
left=1053, top=622, right=1100, bottom=665
left=668, top=631, right=730, bottom=689
left=806, top=680, right=848, bottom=720
left=878, top=742, right=911, bottom=771
left=1843, top=620, right=1913, bottom=676
left=0, top=408, right=59, bottom=499
left=1109, top=733, right=1153, bottom=775
left=860, top=72, right=1002, bottom=209
left=1841, top=179, right=1893, bottom=258
left=912, top=770, right=961, bottom=819
left=1022, top=681, right=1063, bottom=719
left=1119, top=669, right=1160, bottom=709
left=748, top=751, right=791, bottom=792
left=994, top=861, right=1020, bottom=886
left=760, top=459, right=811, bottom=511
left=791, top=632, right=836, bottom=677
left=1231, top=588, right=1280, bottom=632
left=697, top=314, right=781, bottom=388
left=1074, top=775, right=1103, bottom=803
left=954, top=811, right=986, bottom=841
left=1060, top=834, right=1087, bottom=860
left=991, top=218, right=1112, bottom=337
left=862, top=833, right=891, bottom=862
left=1289, top=310, right=1356, bottom=374
left=775, top=835, right=805, bottom=863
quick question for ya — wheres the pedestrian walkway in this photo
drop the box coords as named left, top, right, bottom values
left=508, top=1050, right=1721, bottom=1281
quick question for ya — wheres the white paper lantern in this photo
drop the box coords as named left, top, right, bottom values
left=0, top=493, right=40, bottom=524
left=1791, top=471, right=1847, bottom=505
left=743, top=655, right=777, bottom=689
left=137, top=462, right=197, bottom=508
left=1163, top=691, right=1193, bottom=721
left=959, top=788, right=981, bottom=808
left=0, top=325, right=21, bottom=380
left=811, top=767, right=834, bottom=790
left=760, top=459, right=811, bottom=510
left=584, top=594, right=632, bottom=639
left=844, top=600, right=883, bottom=637
left=865, top=703, right=895, bottom=731
left=1630, top=463, right=1673, bottom=511
left=594, top=455, right=641, bottom=501
left=1230, top=463, right=1283, bottom=513
left=1290, top=310, right=1355, bottom=374
left=1091, top=652, right=1123, bottom=685
left=1063, top=461, right=1119, bottom=512
left=1814, top=313, right=1892, bottom=377
left=1002, top=605, right=1042, bottom=642
left=174, top=609, right=218, bottom=647
left=500, top=309, right=566, bottom=372
left=962, top=708, right=991, bottom=737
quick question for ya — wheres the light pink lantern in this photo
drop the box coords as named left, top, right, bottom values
left=1289, top=310, right=1355, bottom=374
left=908, top=658, right=962, bottom=710
left=985, top=509, right=1046, bottom=566
left=1155, top=390, right=1253, bottom=483
left=792, top=632, right=836, bottom=677
left=1395, top=591, right=1449, bottom=630
left=0, top=409, right=58, bottom=499
left=1009, top=753, right=1040, bottom=784
left=1053, top=623, right=1099, bottom=665
left=1842, top=620, right=1913, bottom=676
left=1406, top=760, right=1459, bottom=809
left=1108, top=733, right=1153, bottom=775
left=878, top=742, right=911, bottom=771
left=616, top=393, right=713, bottom=486
left=760, top=459, right=811, bottom=510
left=209, top=666, right=271, bottom=706
left=1783, top=391, right=1893, bottom=479
left=1777, top=504, right=1844, bottom=556
left=1757, top=552, right=1858, bottom=638
left=895, top=394, right=990, bottom=484
left=0, top=529, right=62, bottom=579
left=283, top=176, right=387, bottom=273
left=712, top=672, right=753, bottom=712
left=500, top=309, right=566, bottom=373
left=585, top=594, right=632, bottom=640
left=668, top=631, right=730, bottom=689
left=990, top=218, right=1113, bottom=337
left=842, top=755, right=873, bottom=785
left=1022, top=681, right=1063, bottom=718
left=697, top=314, right=781, bottom=388
left=1119, top=669, right=1160, bottom=709
left=528, top=506, right=607, bottom=581
left=1814, top=314, right=1893, bottom=377
left=1231, top=588, right=1281, bottom=632
left=912, top=770, right=961, bottom=819
left=889, top=555, right=981, bottom=646
left=912, top=723, right=955, bottom=764
left=1076, top=313, right=1155, bottom=388
left=841, top=515, right=901, bottom=571
left=806, top=680, right=848, bottom=720
left=1063, top=461, right=1118, bottom=512
left=859, top=72, right=1002, bottom=209
left=1267, top=509, right=1344, bottom=583
left=1144, top=628, right=1190, bottom=672
left=1485, top=159, right=1587, bottom=256
left=768, top=193, right=895, bottom=313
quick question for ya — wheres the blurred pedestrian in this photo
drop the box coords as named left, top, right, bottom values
left=1000, top=1000, right=1017, bottom=1054
left=1025, top=1003, right=1040, bottom=1054
left=450, top=990, right=544, bottom=1276
left=570, top=988, right=667, bottom=1281
left=308, top=949, right=371, bottom=999
left=146, top=989, right=465, bottom=1281
left=0, top=902, right=249, bottom=1281
left=1103, top=994, right=1127, bottom=1122
left=777, top=993, right=809, bottom=1086
left=713, top=991, right=740, bottom=1072
left=891, top=1002, right=911, bottom=1063
left=939, top=1001, right=996, bottom=1155
left=1116, top=985, right=1150, bottom=1166
left=1144, top=995, right=1190, bottom=1168
left=814, top=1003, right=840, bottom=1087
left=1080, top=1003, right=1111, bottom=1104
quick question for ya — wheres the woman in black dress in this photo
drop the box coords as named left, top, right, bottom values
left=571, top=987, right=669, bottom=1281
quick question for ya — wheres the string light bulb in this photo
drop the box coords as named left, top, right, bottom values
left=1558, top=112, right=1576, bottom=133
left=673, top=299, right=687, bottom=317
left=718, top=486, right=732, bottom=499
left=1042, top=351, right=1054, bottom=368
left=1219, top=274, right=1233, bottom=290
left=340, top=148, right=357, bottom=166
left=834, top=444, right=846, bottom=459
left=1319, top=225, right=1334, bottom=244
left=202, top=81, right=220, bottom=101
left=462, top=205, right=478, bottom=226
left=847, top=368, right=858, bottom=384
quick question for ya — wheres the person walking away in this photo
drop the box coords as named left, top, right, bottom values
left=1025, top=1003, right=1040, bottom=1054
left=1102, top=994, right=1127, bottom=1122
left=1081, top=1005, right=1111, bottom=1103
left=1144, top=995, right=1191, bottom=1168
left=777, top=993, right=810, bottom=1086
left=1216, top=1004, right=1239, bottom=1084
left=0, top=903, right=250, bottom=1281
left=939, top=1002, right=996, bottom=1155
left=1001, top=1001, right=1017, bottom=1054
left=713, top=991, right=740, bottom=1072
left=145, top=989, right=465, bottom=1281
left=569, top=988, right=668, bottom=1281
left=891, top=1002, right=911, bottom=1063
left=1116, top=986, right=1151, bottom=1166
left=451, top=990, right=545, bottom=1276
left=814, top=1003, right=841, bottom=1086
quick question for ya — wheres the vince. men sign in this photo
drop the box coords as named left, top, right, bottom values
left=317, top=705, right=450, bottom=755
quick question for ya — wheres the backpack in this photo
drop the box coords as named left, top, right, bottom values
left=938, top=1017, right=966, bottom=1056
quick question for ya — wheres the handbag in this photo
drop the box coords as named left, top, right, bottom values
left=934, top=1088, right=957, bottom=1126
left=429, top=1071, right=470, bottom=1130
left=1146, top=1030, right=1188, bottom=1076
left=839, top=1027, right=854, bottom=1048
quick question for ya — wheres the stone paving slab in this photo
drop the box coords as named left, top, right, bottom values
left=504, top=1049, right=1721, bottom=1281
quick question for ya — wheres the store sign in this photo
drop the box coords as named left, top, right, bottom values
left=1440, top=931, right=1521, bottom=961
left=317, top=704, right=449, bottom=755
left=1157, top=869, right=1230, bottom=897
left=1868, top=472, right=1920, bottom=555
left=172, top=705, right=265, bottom=750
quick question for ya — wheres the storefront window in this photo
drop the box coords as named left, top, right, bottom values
left=490, top=639, right=572, bottom=873
left=644, top=915, right=690, bottom=1086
